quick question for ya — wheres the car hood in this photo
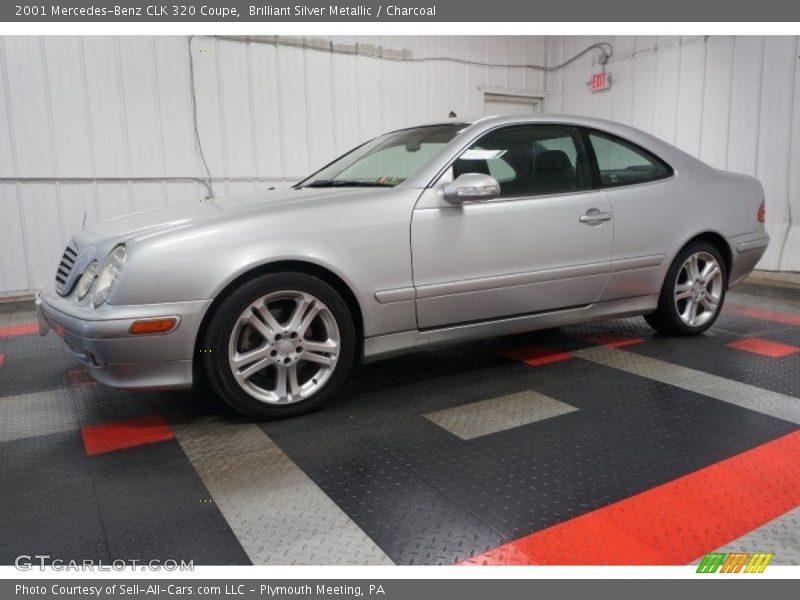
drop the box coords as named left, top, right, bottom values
left=72, top=187, right=380, bottom=248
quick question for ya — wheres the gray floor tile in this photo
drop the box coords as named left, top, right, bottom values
left=173, top=421, right=393, bottom=565
left=425, top=390, right=577, bottom=439
left=711, top=508, right=800, bottom=566
left=0, top=389, right=79, bottom=442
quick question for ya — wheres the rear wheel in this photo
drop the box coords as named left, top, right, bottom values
left=202, top=273, right=355, bottom=419
left=644, top=241, right=727, bottom=335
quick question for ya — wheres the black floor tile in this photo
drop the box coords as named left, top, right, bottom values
left=0, top=482, right=109, bottom=564
left=0, top=431, right=107, bottom=565
left=91, top=446, right=250, bottom=565
left=627, top=330, right=800, bottom=398
left=0, top=430, right=90, bottom=492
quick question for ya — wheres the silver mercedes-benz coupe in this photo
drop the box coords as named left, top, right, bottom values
left=37, top=114, right=769, bottom=418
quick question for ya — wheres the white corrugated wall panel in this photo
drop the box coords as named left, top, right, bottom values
left=249, top=41, right=285, bottom=181
left=727, top=37, right=763, bottom=178
left=329, top=38, right=360, bottom=156
left=154, top=37, right=196, bottom=177
left=3, top=37, right=55, bottom=176
left=784, top=37, right=800, bottom=271
left=278, top=45, right=311, bottom=178
left=0, top=184, right=28, bottom=292
left=652, top=37, right=681, bottom=145
left=755, top=37, right=796, bottom=269
left=631, top=38, right=658, bottom=132
left=2, top=35, right=797, bottom=296
left=675, top=38, right=706, bottom=157
left=17, top=183, right=64, bottom=288
left=544, top=35, right=799, bottom=272
left=43, top=37, right=95, bottom=178
left=698, top=36, right=733, bottom=168
left=608, top=38, right=634, bottom=126
left=1, top=35, right=555, bottom=294
left=304, top=44, right=336, bottom=170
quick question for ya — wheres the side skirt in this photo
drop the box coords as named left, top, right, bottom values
left=361, top=295, right=659, bottom=363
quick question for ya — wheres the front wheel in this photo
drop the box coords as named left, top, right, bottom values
left=201, top=273, right=356, bottom=419
left=644, top=241, right=727, bottom=336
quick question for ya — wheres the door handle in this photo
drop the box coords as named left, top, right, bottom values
left=579, top=209, right=613, bottom=225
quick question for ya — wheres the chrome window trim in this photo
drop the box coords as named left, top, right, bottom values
left=582, top=126, right=675, bottom=189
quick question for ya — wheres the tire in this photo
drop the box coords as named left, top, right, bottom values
left=201, top=272, right=356, bottom=419
left=644, top=240, right=727, bottom=336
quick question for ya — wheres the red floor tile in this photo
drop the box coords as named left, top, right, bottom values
left=0, top=354, right=4, bottom=367
left=726, top=337, right=800, bottom=358
left=459, top=543, right=535, bottom=566
left=81, top=414, right=174, bottom=456
left=503, top=346, right=573, bottom=366
left=0, top=322, right=39, bottom=337
left=728, top=305, right=800, bottom=327
left=666, top=460, right=791, bottom=531
left=462, top=430, right=800, bottom=566
left=504, top=513, right=672, bottom=565
left=582, top=331, right=646, bottom=348
left=599, top=485, right=741, bottom=563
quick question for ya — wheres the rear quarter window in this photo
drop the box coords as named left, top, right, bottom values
left=588, top=131, right=673, bottom=187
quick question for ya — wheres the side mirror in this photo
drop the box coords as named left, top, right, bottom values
left=442, top=173, right=500, bottom=204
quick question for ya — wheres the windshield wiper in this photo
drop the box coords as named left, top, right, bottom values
left=303, top=179, right=394, bottom=188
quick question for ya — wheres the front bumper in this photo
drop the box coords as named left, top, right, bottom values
left=36, top=287, right=211, bottom=390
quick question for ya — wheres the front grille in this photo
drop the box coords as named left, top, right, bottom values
left=55, top=242, right=78, bottom=296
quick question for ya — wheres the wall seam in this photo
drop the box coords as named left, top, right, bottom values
left=724, top=37, right=736, bottom=171
left=78, top=37, right=100, bottom=227
left=151, top=37, right=169, bottom=208
left=0, top=37, right=32, bottom=290
left=777, top=35, right=799, bottom=270
left=696, top=38, right=708, bottom=157
left=245, top=41, right=260, bottom=192
left=38, top=37, right=68, bottom=252
left=113, top=38, right=135, bottom=214
left=214, top=37, right=230, bottom=196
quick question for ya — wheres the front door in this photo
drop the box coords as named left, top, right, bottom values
left=411, top=124, right=614, bottom=329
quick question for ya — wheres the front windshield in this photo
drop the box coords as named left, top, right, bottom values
left=298, top=124, right=466, bottom=188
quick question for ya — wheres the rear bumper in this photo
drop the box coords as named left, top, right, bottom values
left=36, top=287, right=210, bottom=390
left=728, top=233, right=769, bottom=287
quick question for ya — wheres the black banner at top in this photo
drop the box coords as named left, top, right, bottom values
left=4, top=0, right=800, bottom=22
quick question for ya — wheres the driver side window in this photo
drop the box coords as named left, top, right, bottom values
left=452, top=125, right=592, bottom=198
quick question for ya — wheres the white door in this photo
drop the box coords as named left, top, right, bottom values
left=484, top=94, right=542, bottom=116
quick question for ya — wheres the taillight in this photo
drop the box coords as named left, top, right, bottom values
left=757, top=200, right=766, bottom=223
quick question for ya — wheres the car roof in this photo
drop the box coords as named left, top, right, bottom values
left=395, top=113, right=659, bottom=136
left=390, top=114, right=683, bottom=151
left=393, top=113, right=644, bottom=128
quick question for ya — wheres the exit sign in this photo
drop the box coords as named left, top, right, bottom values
left=589, top=71, right=611, bottom=92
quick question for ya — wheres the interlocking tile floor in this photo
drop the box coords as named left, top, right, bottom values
left=1, top=283, right=798, bottom=566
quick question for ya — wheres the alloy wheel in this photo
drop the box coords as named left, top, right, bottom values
left=227, top=290, right=340, bottom=404
left=673, top=251, right=723, bottom=328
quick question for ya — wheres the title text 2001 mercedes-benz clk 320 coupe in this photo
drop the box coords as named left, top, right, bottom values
left=37, top=115, right=769, bottom=418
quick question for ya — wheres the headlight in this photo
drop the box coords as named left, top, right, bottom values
left=75, top=261, right=98, bottom=301
left=92, top=245, right=126, bottom=307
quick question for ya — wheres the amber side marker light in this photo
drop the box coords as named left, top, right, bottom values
left=128, top=318, right=178, bottom=335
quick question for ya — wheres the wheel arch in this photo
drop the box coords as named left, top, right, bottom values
left=675, top=231, right=733, bottom=285
left=193, top=260, right=365, bottom=370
